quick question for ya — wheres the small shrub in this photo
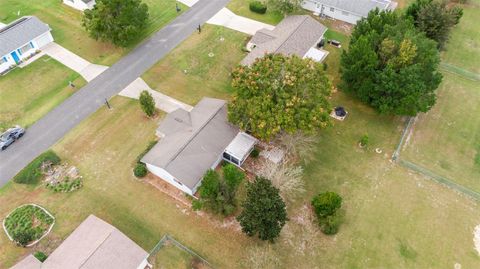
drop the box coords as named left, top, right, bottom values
left=323, top=62, right=328, bottom=71
left=250, top=147, right=260, bottom=158
left=311, top=191, right=342, bottom=218
left=139, top=90, right=156, bottom=117
left=359, top=134, right=369, bottom=147
left=34, top=251, right=48, bottom=262
left=320, top=213, right=341, bottom=235
left=14, top=231, right=34, bottom=247
left=191, top=199, right=203, bottom=211
left=249, top=1, right=267, bottom=14
left=133, top=163, right=148, bottom=178
left=14, top=151, right=60, bottom=184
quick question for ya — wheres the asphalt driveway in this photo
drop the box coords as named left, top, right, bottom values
left=0, top=0, right=230, bottom=186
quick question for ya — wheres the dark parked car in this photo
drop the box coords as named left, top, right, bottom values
left=0, top=126, right=25, bottom=150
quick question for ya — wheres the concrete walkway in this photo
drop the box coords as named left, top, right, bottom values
left=178, top=0, right=199, bottom=7
left=42, top=42, right=108, bottom=82
left=119, top=78, right=193, bottom=113
left=207, top=8, right=275, bottom=35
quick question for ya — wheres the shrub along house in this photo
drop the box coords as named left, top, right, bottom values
left=302, top=0, right=397, bottom=24
left=241, top=15, right=329, bottom=66
left=11, top=215, right=151, bottom=269
left=0, top=16, right=54, bottom=75
left=142, top=97, right=257, bottom=196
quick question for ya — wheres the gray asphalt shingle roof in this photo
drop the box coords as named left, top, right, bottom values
left=315, top=0, right=394, bottom=16
left=142, top=98, right=239, bottom=190
left=241, top=15, right=327, bottom=66
left=0, top=16, right=51, bottom=57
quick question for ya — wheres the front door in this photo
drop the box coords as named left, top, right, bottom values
left=10, top=51, right=20, bottom=64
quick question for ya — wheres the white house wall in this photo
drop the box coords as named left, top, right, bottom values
left=63, top=0, right=91, bottom=11
left=145, top=163, right=195, bottom=196
left=0, top=54, right=16, bottom=73
left=302, top=0, right=363, bottom=24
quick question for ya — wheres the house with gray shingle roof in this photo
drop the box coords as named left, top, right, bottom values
left=142, top=97, right=257, bottom=196
left=11, top=215, right=151, bottom=269
left=302, top=0, right=397, bottom=24
left=241, top=15, right=329, bottom=66
left=63, top=0, right=96, bottom=11
left=0, top=16, right=54, bottom=74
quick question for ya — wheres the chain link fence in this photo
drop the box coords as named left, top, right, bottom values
left=440, top=62, right=480, bottom=81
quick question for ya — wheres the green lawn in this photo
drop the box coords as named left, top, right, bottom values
left=0, top=56, right=86, bottom=131
left=227, top=0, right=285, bottom=25
left=0, top=0, right=186, bottom=65
left=150, top=242, right=212, bottom=269
left=143, top=25, right=248, bottom=105
left=442, top=0, right=480, bottom=73
left=402, top=73, right=480, bottom=192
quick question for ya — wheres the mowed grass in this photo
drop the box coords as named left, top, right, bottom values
left=227, top=0, right=284, bottom=25
left=402, top=73, right=480, bottom=192
left=442, top=0, right=480, bottom=73
left=0, top=97, right=251, bottom=268
left=151, top=243, right=212, bottom=269
left=0, top=0, right=185, bottom=65
left=0, top=56, right=86, bottom=130
left=143, top=25, right=248, bottom=105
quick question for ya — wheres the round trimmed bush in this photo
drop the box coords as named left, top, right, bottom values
left=133, top=163, right=148, bottom=178
left=249, top=1, right=267, bottom=14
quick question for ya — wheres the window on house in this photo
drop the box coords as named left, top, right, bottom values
left=18, top=43, right=33, bottom=54
left=342, top=11, right=349, bottom=16
left=0, top=57, right=7, bottom=65
left=330, top=7, right=334, bottom=12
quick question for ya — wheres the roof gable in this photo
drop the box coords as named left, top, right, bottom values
left=142, top=98, right=239, bottom=189
left=0, top=16, right=51, bottom=57
left=241, top=15, right=327, bottom=65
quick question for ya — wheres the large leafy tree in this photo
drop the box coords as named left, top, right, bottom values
left=229, top=54, right=331, bottom=141
left=340, top=10, right=442, bottom=116
left=237, top=177, right=288, bottom=242
left=406, top=0, right=463, bottom=49
left=83, top=0, right=149, bottom=47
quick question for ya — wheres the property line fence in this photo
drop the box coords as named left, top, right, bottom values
left=392, top=115, right=480, bottom=201
left=148, top=234, right=213, bottom=268
left=392, top=116, right=415, bottom=162
left=399, top=159, right=480, bottom=201
left=440, top=62, right=480, bottom=81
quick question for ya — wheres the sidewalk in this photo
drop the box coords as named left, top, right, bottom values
left=119, top=78, right=193, bottom=113
left=207, top=8, right=275, bottom=35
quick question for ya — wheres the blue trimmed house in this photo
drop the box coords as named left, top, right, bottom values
left=0, top=16, right=54, bottom=74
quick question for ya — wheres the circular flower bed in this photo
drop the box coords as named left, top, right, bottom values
left=3, top=204, right=55, bottom=247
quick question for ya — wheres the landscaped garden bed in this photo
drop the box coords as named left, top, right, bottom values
left=3, top=204, right=55, bottom=247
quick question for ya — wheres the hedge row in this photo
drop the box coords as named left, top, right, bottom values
left=13, top=150, right=61, bottom=184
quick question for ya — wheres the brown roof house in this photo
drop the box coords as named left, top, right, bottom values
left=11, top=215, right=151, bottom=269
left=142, top=97, right=257, bottom=196
left=241, top=15, right=329, bottom=66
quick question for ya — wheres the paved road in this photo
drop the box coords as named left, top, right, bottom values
left=0, top=0, right=230, bottom=187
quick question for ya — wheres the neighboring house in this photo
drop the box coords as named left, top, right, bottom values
left=63, top=0, right=95, bottom=11
left=0, top=16, right=54, bottom=74
left=241, top=15, right=329, bottom=66
left=302, top=0, right=397, bottom=24
left=142, top=97, right=257, bottom=196
left=11, top=215, right=151, bottom=269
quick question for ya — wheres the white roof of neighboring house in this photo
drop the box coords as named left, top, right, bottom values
left=12, top=215, right=148, bottom=269
left=224, top=132, right=257, bottom=160
left=241, top=15, right=327, bottom=66
left=314, top=0, right=395, bottom=16
left=142, top=98, right=239, bottom=189
left=0, top=16, right=51, bottom=57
